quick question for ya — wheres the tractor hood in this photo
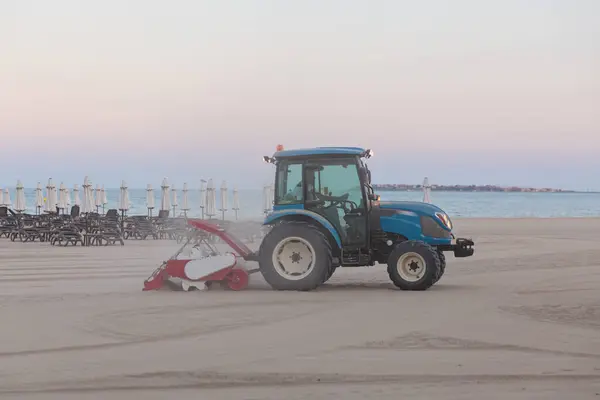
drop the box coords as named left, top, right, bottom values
left=379, top=200, right=445, bottom=216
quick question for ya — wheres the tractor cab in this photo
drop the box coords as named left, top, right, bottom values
left=265, top=147, right=375, bottom=251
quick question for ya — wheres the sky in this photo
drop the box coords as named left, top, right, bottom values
left=1, top=0, right=598, bottom=190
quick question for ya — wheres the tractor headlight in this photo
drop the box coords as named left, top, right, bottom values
left=435, top=212, right=452, bottom=230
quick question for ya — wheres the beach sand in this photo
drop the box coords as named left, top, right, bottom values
left=0, top=218, right=599, bottom=399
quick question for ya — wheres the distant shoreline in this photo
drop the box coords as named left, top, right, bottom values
left=373, top=184, right=597, bottom=194
left=4, top=185, right=598, bottom=194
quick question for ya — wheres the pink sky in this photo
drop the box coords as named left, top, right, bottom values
left=1, top=0, right=598, bottom=189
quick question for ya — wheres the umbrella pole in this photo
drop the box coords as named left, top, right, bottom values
left=85, top=214, right=89, bottom=246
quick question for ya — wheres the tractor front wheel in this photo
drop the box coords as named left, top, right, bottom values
left=433, top=250, right=446, bottom=283
left=387, top=240, right=441, bottom=291
left=259, top=221, right=332, bottom=291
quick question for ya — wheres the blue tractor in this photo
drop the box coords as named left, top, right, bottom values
left=257, top=146, right=474, bottom=291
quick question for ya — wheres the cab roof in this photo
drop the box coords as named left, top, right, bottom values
left=273, top=146, right=367, bottom=158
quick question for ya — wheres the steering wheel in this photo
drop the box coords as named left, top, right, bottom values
left=314, top=192, right=357, bottom=213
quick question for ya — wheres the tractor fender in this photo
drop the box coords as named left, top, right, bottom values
left=264, top=209, right=343, bottom=248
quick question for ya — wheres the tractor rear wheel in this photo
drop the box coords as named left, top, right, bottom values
left=323, top=265, right=337, bottom=284
left=387, top=240, right=440, bottom=291
left=259, top=221, right=332, bottom=291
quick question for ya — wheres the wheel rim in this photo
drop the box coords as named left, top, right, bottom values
left=271, top=236, right=316, bottom=280
left=396, top=252, right=426, bottom=282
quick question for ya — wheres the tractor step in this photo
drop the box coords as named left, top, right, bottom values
left=341, top=251, right=371, bottom=266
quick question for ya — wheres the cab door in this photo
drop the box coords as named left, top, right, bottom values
left=303, top=158, right=367, bottom=247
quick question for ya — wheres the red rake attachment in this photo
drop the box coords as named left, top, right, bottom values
left=143, top=219, right=256, bottom=292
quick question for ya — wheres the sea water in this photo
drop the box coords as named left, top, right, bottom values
left=9, top=188, right=600, bottom=219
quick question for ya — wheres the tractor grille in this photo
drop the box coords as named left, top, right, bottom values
left=420, top=216, right=451, bottom=239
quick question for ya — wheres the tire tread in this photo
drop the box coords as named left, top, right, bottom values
left=259, top=220, right=332, bottom=291
left=386, top=240, right=440, bottom=291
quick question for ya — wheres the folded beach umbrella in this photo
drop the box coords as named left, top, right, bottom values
left=171, top=183, right=178, bottom=216
left=219, top=180, right=228, bottom=220
left=14, top=180, right=26, bottom=212
left=58, top=182, right=68, bottom=213
left=35, top=182, right=44, bottom=214
left=88, top=181, right=96, bottom=212
left=119, top=180, right=129, bottom=213
left=262, top=184, right=272, bottom=215
left=45, top=178, right=56, bottom=213
left=270, top=183, right=275, bottom=205
left=101, top=185, right=108, bottom=209
left=95, top=184, right=103, bottom=212
left=199, top=179, right=207, bottom=219
left=181, top=183, right=190, bottom=216
left=160, top=178, right=171, bottom=213
left=73, top=184, right=81, bottom=206
left=81, top=176, right=94, bottom=214
left=3, top=188, right=12, bottom=208
left=118, top=180, right=129, bottom=228
left=65, top=187, right=71, bottom=211
left=205, top=179, right=216, bottom=219
left=146, top=184, right=155, bottom=216
left=422, top=177, right=431, bottom=204
left=232, top=187, right=240, bottom=220
left=51, top=180, right=59, bottom=210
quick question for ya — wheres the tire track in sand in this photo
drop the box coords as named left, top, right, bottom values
left=1, top=371, right=598, bottom=395
left=0, top=300, right=328, bottom=358
left=352, top=331, right=600, bottom=359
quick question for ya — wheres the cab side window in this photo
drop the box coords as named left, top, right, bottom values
left=275, top=162, right=303, bottom=204
left=318, top=163, right=362, bottom=209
